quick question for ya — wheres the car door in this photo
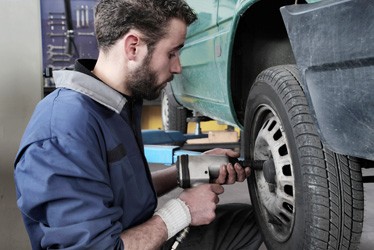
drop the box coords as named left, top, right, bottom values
left=171, top=1, right=223, bottom=110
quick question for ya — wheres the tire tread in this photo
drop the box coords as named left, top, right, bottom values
left=249, top=65, right=364, bottom=250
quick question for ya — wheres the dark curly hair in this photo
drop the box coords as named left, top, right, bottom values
left=94, top=0, right=197, bottom=53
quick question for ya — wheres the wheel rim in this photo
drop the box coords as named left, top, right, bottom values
left=253, top=105, right=295, bottom=242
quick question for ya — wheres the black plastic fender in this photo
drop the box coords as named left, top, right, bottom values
left=281, top=0, right=374, bottom=160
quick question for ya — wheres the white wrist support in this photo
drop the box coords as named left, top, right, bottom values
left=154, top=198, right=191, bottom=240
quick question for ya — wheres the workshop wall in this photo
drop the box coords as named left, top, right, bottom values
left=0, top=1, right=42, bottom=249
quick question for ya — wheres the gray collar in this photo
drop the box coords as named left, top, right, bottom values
left=53, top=70, right=127, bottom=114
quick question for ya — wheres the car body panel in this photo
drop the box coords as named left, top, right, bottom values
left=171, top=0, right=256, bottom=127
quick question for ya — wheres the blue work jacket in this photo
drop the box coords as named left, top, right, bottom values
left=14, top=62, right=157, bottom=249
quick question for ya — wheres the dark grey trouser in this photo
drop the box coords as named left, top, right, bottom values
left=161, top=203, right=263, bottom=250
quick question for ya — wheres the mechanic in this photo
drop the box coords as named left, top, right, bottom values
left=14, top=0, right=263, bottom=249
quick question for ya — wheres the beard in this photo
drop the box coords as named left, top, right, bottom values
left=127, top=54, right=173, bottom=100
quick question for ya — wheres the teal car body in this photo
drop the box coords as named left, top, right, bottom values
left=172, top=0, right=251, bottom=128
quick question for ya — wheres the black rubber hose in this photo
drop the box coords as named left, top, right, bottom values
left=64, top=0, right=73, bottom=31
left=64, top=0, right=78, bottom=56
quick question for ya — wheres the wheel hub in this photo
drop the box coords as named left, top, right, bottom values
left=253, top=110, right=295, bottom=242
left=263, top=159, right=276, bottom=184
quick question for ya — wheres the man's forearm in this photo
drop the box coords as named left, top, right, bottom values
left=152, top=166, right=178, bottom=196
left=121, top=215, right=168, bottom=249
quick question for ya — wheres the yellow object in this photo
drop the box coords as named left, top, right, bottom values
left=141, top=105, right=163, bottom=130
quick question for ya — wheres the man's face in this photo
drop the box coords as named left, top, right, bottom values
left=127, top=18, right=187, bottom=100
left=126, top=53, right=161, bottom=100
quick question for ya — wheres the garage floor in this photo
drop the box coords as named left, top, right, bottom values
left=0, top=165, right=373, bottom=249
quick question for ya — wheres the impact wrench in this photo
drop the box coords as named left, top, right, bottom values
left=171, top=154, right=272, bottom=249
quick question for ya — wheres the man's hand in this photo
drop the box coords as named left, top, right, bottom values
left=203, top=148, right=251, bottom=185
left=179, top=184, right=224, bottom=226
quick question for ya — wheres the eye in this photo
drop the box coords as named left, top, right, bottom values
left=168, top=50, right=180, bottom=59
left=168, top=52, right=176, bottom=59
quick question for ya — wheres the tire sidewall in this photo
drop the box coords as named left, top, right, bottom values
left=244, top=80, right=305, bottom=249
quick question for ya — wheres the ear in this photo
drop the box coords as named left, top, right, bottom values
left=123, top=31, right=143, bottom=61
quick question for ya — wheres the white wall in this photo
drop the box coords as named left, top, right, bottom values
left=0, top=1, right=42, bottom=248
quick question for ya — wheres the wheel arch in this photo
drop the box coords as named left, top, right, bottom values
left=228, top=0, right=305, bottom=127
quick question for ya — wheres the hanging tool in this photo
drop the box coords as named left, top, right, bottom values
left=85, top=5, right=89, bottom=27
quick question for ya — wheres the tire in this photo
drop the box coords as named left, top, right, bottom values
left=161, top=84, right=188, bottom=133
left=243, top=65, right=364, bottom=249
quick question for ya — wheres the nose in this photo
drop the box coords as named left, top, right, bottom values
left=171, top=56, right=182, bottom=74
